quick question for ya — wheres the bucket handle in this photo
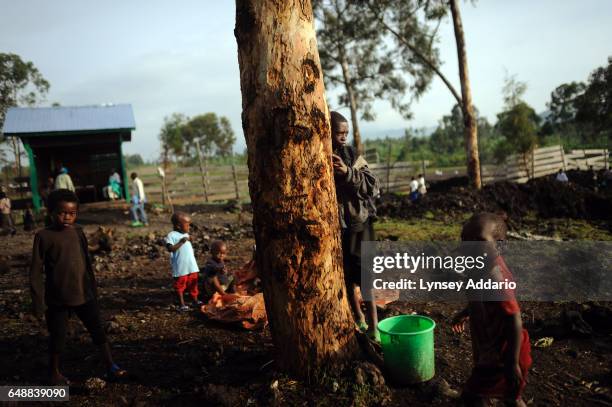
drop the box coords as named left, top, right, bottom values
left=390, top=335, right=401, bottom=345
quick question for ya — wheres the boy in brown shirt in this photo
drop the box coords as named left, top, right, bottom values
left=30, top=189, right=127, bottom=385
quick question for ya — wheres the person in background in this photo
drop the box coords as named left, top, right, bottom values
left=555, top=169, right=569, bottom=183
left=23, top=203, right=36, bottom=232
left=104, top=169, right=122, bottom=200
left=418, top=173, right=427, bottom=195
left=0, top=191, right=16, bottom=236
left=130, top=172, right=148, bottom=227
left=54, top=168, right=75, bottom=192
left=409, top=176, right=420, bottom=202
left=41, top=176, right=55, bottom=208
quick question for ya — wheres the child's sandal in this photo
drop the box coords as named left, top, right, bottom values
left=106, top=364, right=128, bottom=382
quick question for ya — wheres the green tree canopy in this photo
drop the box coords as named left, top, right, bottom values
left=495, top=102, right=539, bottom=160
left=159, top=113, right=188, bottom=164
left=575, top=56, right=612, bottom=141
left=182, top=113, right=236, bottom=157
left=547, top=81, right=586, bottom=126
left=159, top=112, right=236, bottom=165
left=0, top=53, right=50, bottom=128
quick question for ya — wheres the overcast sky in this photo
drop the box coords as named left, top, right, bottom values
left=1, top=1, right=611, bottom=160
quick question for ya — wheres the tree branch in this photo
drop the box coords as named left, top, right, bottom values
left=367, top=2, right=463, bottom=106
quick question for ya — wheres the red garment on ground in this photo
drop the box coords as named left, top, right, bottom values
left=200, top=260, right=267, bottom=330
left=174, top=272, right=199, bottom=300
left=464, top=256, right=532, bottom=400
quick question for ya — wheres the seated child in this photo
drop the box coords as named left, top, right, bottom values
left=165, top=212, right=201, bottom=311
left=30, top=189, right=127, bottom=385
left=452, top=213, right=531, bottom=407
left=202, top=240, right=235, bottom=301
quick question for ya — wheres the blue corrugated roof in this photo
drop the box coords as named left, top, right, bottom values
left=2, top=104, right=136, bottom=135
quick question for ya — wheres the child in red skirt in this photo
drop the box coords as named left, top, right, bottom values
left=165, top=212, right=201, bottom=311
left=452, top=213, right=532, bottom=406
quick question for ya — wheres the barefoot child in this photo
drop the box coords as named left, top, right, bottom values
left=30, top=189, right=127, bottom=385
left=330, top=111, right=381, bottom=342
left=202, top=241, right=235, bottom=301
left=452, top=213, right=532, bottom=406
left=165, top=212, right=201, bottom=311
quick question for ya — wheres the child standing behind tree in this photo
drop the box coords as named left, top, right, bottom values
left=452, top=213, right=531, bottom=407
left=165, top=212, right=201, bottom=311
left=30, top=189, right=127, bottom=385
left=330, top=111, right=381, bottom=342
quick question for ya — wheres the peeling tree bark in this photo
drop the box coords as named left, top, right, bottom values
left=234, top=0, right=360, bottom=377
left=450, top=0, right=481, bottom=189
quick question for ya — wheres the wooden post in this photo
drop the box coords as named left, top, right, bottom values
left=386, top=140, right=391, bottom=193
left=531, top=148, right=535, bottom=179
left=560, top=145, right=567, bottom=171
left=195, top=140, right=209, bottom=202
left=157, top=167, right=173, bottom=213
left=231, top=153, right=240, bottom=200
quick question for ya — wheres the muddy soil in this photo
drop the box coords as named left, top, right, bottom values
left=1, top=204, right=611, bottom=406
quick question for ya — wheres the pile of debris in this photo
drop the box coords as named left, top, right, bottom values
left=377, top=170, right=612, bottom=223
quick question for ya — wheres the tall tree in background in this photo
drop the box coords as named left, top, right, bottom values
left=495, top=76, right=539, bottom=171
left=0, top=53, right=50, bottom=175
left=314, top=0, right=437, bottom=154
left=158, top=112, right=236, bottom=166
left=182, top=113, right=236, bottom=157
left=367, top=0, right=482, bottom=188
left=449, top=0, right=480, bottom=188
left=235, top=0, right=359, bottom=377
left=575, top=56, right=612, bottom=145
left=159, top=113, right=188, bottom=169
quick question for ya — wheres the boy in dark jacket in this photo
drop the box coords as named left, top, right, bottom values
left=331, top=111, right=381, bottom=341
left=30, top=189, right=126, bottom=385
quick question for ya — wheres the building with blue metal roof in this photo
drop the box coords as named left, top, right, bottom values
left=2, top=104, right=135, bottom=210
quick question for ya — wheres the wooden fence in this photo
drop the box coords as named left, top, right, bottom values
left=138, top=144, right=609, bottom=203
left=139, top=159, right=450, bottom=203
left=482, top=145, right=609, bottom=184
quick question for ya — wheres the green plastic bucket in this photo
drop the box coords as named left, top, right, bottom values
left=378, top=315, right=436, bottom=385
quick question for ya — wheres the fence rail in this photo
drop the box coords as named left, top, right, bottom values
left=136, top=145, right=609, bottom=203
left=482, top=145, right=609, bottom=184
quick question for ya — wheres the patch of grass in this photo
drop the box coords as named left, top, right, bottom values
left=375, top=218, right=462, bottom=241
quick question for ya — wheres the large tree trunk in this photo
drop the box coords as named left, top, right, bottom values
left=234, top=0, right=360, bottom=377
left=450, top=0, right=481, bottom=189
left=339, top=52, right=364, bottom=155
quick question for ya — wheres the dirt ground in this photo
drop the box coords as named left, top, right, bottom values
left=1, top=201, right=611, bottom=406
